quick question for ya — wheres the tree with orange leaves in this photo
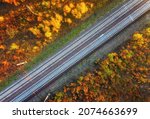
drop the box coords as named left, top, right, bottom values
left=1, top=0, right=18, bottom=5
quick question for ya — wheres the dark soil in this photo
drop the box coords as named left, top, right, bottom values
left=0, top=2, right=15, bottom=15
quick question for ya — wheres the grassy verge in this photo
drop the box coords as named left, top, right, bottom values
left=0, top=0, right=125, bottom=91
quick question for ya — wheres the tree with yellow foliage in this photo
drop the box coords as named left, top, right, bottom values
left=144, top=28, right=150, bottom=37
left=10, top=43, right=19, bottom=50
left=133, top=33, right=145, bottom=47
left=50, top=13, right=63, bottom=33
left=63, top=5, right=71, bottom=14
left=133, top=33, right=143, bottom=40
left=71, top=2, right=89, bottom=19
left=77, top=2, right=88, bottom=14
left=65, top=18, right=72, bottom=24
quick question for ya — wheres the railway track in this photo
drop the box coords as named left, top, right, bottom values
left=0, top=0, right=150, bottom=102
